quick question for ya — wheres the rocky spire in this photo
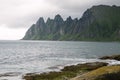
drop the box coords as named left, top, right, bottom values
left=23, top=5, right=120, bottom=40
left=66, top=16, right=72, bottom=21
left=54, top=14, right=63, bottom=22
left=36, top=17, right=45, bottom=27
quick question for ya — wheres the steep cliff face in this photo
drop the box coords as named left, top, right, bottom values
left=23, top=5, right=120, bottom=41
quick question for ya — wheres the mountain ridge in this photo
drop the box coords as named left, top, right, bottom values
left=23, top=5, right=120, bottom=41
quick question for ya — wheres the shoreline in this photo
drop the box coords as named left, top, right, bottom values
left=0, top=54, right=117, bottom=80
left=23, top=62, right=108, bottom=80
left=23, top=54, right=120, bottom=80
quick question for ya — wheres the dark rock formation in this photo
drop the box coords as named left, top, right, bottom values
left=23, top=5, right=120, bottom=41
left=23, top=62, right=108, bottom=80
left=100, top=54, right=120, bottom=61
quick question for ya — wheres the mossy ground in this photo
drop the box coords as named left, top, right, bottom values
left=71, top=65, right=120, bottom=80
left=23, top=62, right=107, bottom=80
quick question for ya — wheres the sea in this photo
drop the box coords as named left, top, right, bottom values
left=0, top=40, right=120, bottom=80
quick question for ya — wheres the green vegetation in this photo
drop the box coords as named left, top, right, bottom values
left=23, top=54, right=120, bottom=80
left=71, top=66, right=120, bottom=80
left=23, top=62, right=108, bottom=80
left=23, top=5, right=120, bottom=41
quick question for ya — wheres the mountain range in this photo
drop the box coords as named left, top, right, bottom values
left=23, top=5, right=120, bottom=41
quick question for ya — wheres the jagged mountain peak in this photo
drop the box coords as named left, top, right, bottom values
left=47, top=17, right=51, bottom=21
left=35, top=17, right=46, bottom=28
left=46, top=17, right=53, bottom=23
left=23, top=5, right=120, bottom=41
left=55, top=14, right=62, bottom=18
left=37, top=17, right=45, bottom=23
left=54, top=14, right=63, bottom=22
left=74, top=18, right=78, bottom=21
left=38, top=17, right=44, bottom=21
left=66, top=16, right=72, bottom=21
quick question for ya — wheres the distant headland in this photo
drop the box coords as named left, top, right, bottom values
left=23, top=5, right=120, bottom=41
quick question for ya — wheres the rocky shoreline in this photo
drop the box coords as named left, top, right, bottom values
left=23, top=54, right=120, bottom=80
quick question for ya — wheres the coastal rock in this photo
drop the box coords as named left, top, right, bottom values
left=100, top=54, right=120, bottom=61
left=62, top=62, right=108, bottom=72
left=23, top=62, right=108, bottom=80
left=71, top=65, right=120, bottom=80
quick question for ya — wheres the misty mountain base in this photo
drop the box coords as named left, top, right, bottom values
left=23, top=5, right=120, bottom=41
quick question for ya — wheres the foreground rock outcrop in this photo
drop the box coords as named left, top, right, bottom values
left=71, top=65, right=120, bottom=80
left=23, top=62, right=108, bottom=80
left=23, top=5, right=120, bottom=41
left=23, top=54, right=120, bottom=80
left=100, top=54, right=120, bottom=61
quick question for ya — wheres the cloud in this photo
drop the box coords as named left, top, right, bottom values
left=46, top=0, right=120, bottom=10
left=0, top=24, right=27, bottom=40
left=0, top=0, right=119, bottom=39
left=0, top=0, right=119, bottom=29
left=44, top=0, right=120, bottom=20
left=0, top=0, right=59, bottom=28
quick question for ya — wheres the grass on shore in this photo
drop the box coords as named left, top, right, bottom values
left=71, top=65, right=120, bottom=80
left=23, top=62, right=108, bottom=80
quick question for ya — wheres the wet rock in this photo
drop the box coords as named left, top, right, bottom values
left=100, top=54, right=120, bottom=61
left=0, top=72, right=21, bottom=77
left=23, top=62, right=108, bottom=80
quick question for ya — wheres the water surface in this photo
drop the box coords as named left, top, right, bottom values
left=0, top=40, right=120, bottom=80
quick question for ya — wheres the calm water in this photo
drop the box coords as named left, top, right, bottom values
left=0, top=40, right=120, bottom=80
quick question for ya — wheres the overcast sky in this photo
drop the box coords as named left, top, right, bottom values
left=0, top=0, right=119, bottom=40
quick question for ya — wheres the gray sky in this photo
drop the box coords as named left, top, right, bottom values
left=0, top=0, right=119, bottom=40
